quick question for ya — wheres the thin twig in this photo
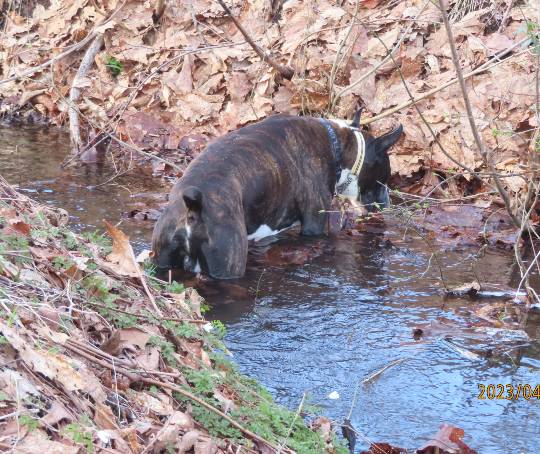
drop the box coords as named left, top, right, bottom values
left=497, top=0, right=514, bottom=33
left=216, top=0, right=294, bottom=79
left=61, top=341, right=287, bottom=453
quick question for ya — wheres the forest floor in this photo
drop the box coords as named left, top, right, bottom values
left=0, top=0, right=539, bottom=453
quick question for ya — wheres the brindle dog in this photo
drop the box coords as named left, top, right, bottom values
left=152, top=114, right=402, bottom=279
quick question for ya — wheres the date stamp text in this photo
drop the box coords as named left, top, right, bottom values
left=478, top=384, right=540, bottom=400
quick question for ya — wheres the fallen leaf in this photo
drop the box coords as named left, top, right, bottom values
left=101, top=328, right=151, bottom=356
left=418, top=423, right=478, bottom=454
left=103, top=220, right=140, bottom=278
left=14, top=429, right=79, bottom=454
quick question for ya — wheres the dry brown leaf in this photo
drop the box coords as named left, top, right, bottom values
left=418, top=423, right=477, bottom=453
left=177, top=430, right=200, bottom=454
left=103, top=220, right=140, bottom=278
left=0, top=368, right=40, bottom=400
left=41, top=401, right=73, bottom=427
left=94, top=402, right=119, bottom=430
left=1, top=322, right=107, bottom=404
left=194, top=437, right=218, bottom=454
left=14, top=430, right=80, bottom=454
left=129, top=389, right=174, bottom=416
left=364, top=28, right=399, bottom=58
left=101, top=328, right=151, bottom=356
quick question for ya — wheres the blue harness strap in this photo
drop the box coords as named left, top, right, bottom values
left=318, top=118, right=342, bottom=183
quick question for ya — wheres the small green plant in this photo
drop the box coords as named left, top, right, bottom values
left=94, top=298, right=137, bottom=328
left=149, top=336, right=177, bottom=367
left=0, top=335, right=7, bottom=345
left=52, top=256, right=74, bottom=270
left=2, top=235, right=29, bottom=251
left=63, top=423, right=94, bottom=453
left=144, top=261, right=157, bottom=277
left=491, top=127, right=513, bottom=138
left=6, top=308, right=18, bottom=327
left=105, top=56, right=123, bottom=76
left=200, top=301, right=211, bottom=314
left=19, top=414, right=39, bottom=432
left=184, top=368, right=216, bottom=395
left=211, top=320, right=227, bottom=339
left=163, top=320, right=200, bottom=339
left=167, top=280, right=185, bottom=293
left=82, top=230, right=112, bottom=252
left=63, top=232, right=78, bottom=250
left=174, top=392, right=243, bottom=441
left=31, top=225, right=60, bottom=241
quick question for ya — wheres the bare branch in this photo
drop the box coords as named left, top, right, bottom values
left=68, top=34, right=104, bottom=154
left=216, top=0, right=294, bottom=79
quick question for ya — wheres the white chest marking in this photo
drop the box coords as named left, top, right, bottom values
left=193, top=260, right=201, bottom=273
left=247, top=224, right=279, bottom=241
left=184, top=223, right=191, bottom=253
left=247, top=222, right=299, bottom=242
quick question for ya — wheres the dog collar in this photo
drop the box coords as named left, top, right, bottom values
left=318, top=118, right=343, bottom=182
left=327, top=119, right=366, bottom=177
left=322, top=118, right=366, bottom=179
left=350, top=129, right=365, bottom=177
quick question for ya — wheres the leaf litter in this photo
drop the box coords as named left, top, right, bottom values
left=0, top=0, right=536, bottom=207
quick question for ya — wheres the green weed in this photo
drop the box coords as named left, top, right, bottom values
left=105, top=56, right=123, bottom=76
left=163, top=320, right=200, bottom=339
left=167, top=280, right=185, bottom=293
left=149, top=336, right=177, bottom=367
left=63, top=423, right=94, bottom=453
left=19, top=414, right=39, bottom=432
left=183, top=368, right=217, bottom=395
left=82, top=230, right=112, bottom=253
left=52, top=256, right=74, bottom=270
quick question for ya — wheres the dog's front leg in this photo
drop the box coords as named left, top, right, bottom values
left=298, top=189, right=331, bottom=236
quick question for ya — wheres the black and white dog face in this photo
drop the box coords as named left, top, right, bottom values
left=358, top=126, right=402, bottom=211
left=332, top=112, right=403, bottom=212
left=151, top=187, right=207, bottom=273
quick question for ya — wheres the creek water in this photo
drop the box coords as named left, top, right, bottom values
left=1, top=125, right=539, bottom=453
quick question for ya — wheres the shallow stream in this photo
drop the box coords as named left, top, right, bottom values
left=1, top=126, right=539, bottom=453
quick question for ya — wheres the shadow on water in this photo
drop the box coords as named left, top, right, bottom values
left=1, top=125, right=539, bottom=453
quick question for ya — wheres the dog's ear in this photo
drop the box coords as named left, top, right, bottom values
left=374, top=124, right=403, bottom=151
left=350, top=108, right=363, bottom=128
left=183, top=187, right=203, bottom=212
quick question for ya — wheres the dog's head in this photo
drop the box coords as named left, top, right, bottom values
left=333, top=110, right=403, bottom=211
left=151, top=186, right=207, bottom=272
left=151, top=186, right=248, bottom=278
